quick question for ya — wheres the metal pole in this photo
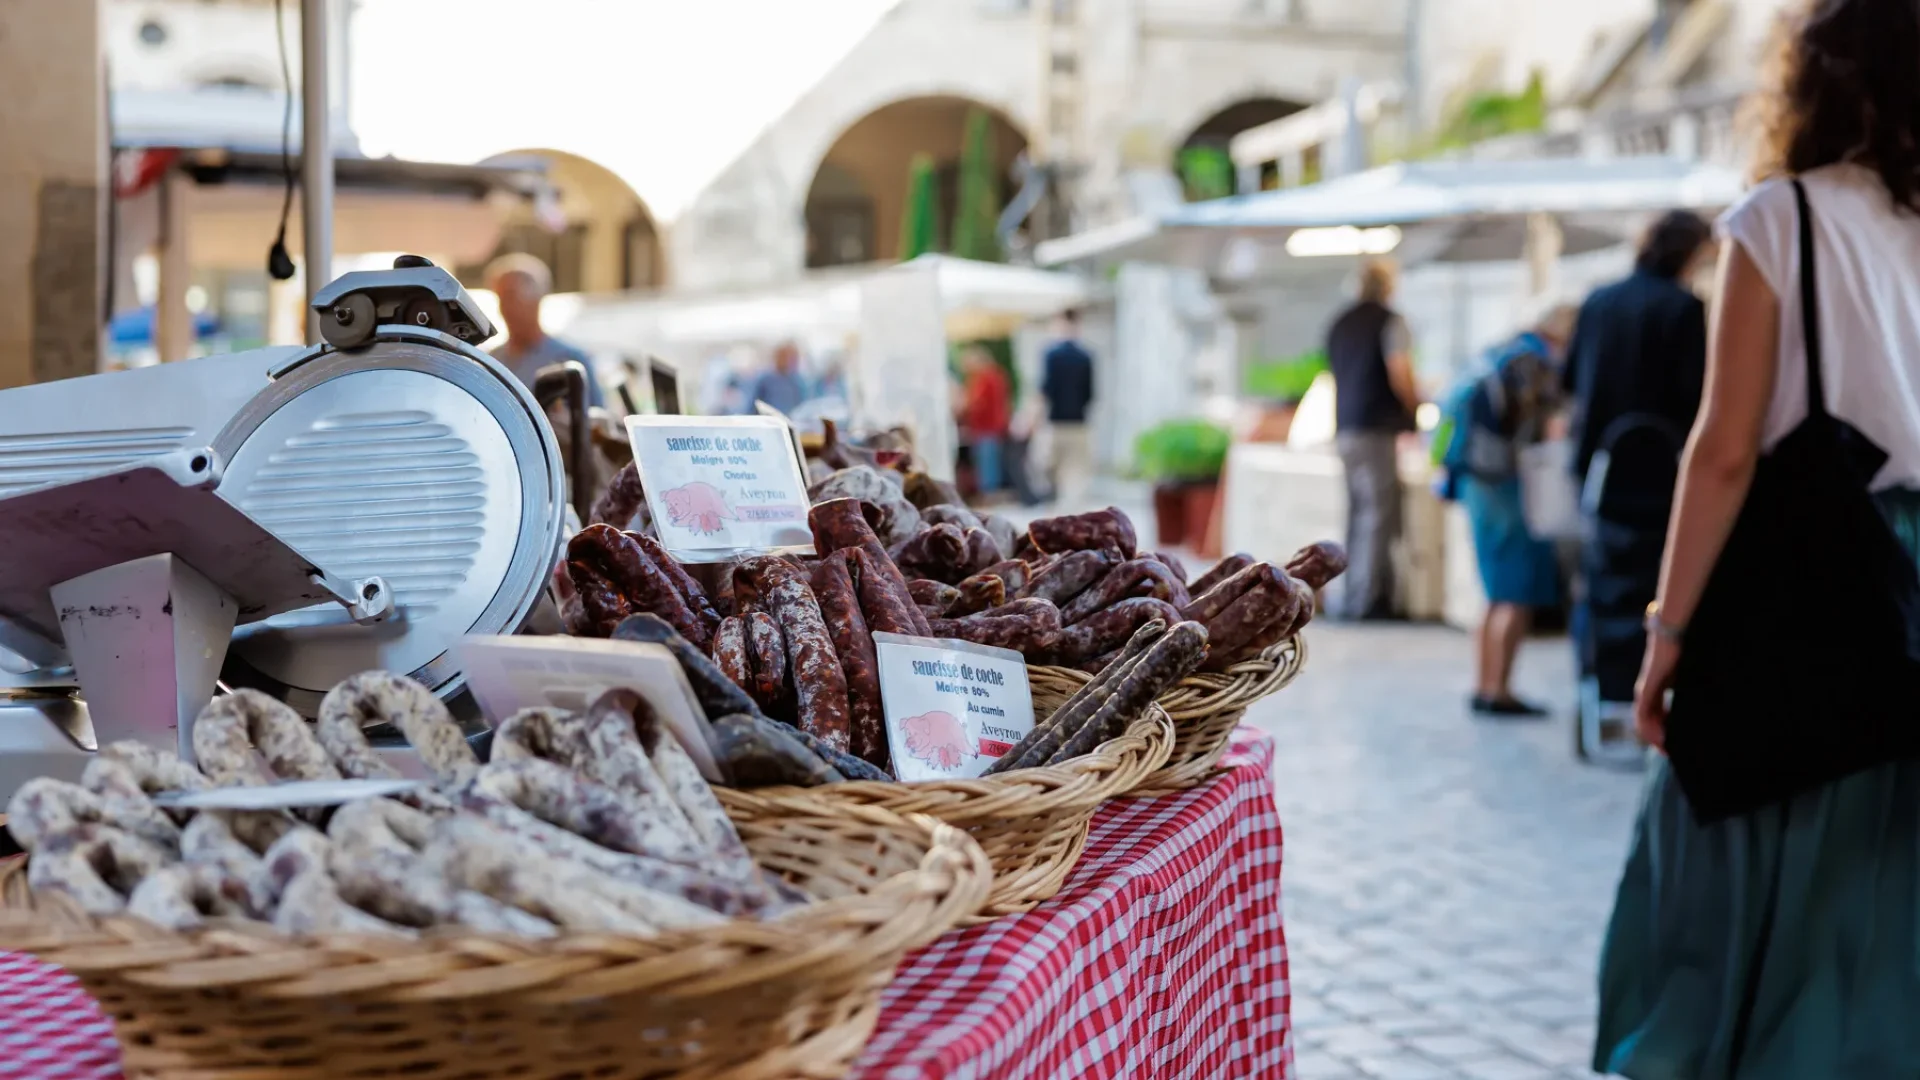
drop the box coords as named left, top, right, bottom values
left=301, top=0, right=333, bottom=343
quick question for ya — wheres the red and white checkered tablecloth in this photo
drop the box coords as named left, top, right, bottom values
left=0, top=727, right=1288, bottom=1080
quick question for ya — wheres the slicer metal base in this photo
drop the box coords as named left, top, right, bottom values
left=51, top=553, right=236, bottom=763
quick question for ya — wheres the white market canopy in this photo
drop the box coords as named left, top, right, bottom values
left=1034, top=154, right=1749, bottom=273
left=557, top=254, right=1092, bottom=356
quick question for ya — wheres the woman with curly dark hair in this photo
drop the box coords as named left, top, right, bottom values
left=1594, top=1, right=1920, bottom=1075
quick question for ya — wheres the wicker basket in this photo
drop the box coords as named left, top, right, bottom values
left=0, top=803, right=991, bottom=1080
left=1030, top=634, right=1306, bottom=797
left=718, top=693, right=1172, bottom=923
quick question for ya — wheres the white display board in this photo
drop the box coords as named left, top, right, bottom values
left=857, top=262, right=957, bottom=481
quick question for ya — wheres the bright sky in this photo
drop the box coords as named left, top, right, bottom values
left=350, top=0, right=902, bottom=221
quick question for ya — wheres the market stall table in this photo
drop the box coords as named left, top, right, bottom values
left=0, top=728, right=1290, bottom=1080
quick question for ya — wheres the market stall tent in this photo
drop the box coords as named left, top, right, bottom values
left=1033, top=154, right=1747, bottom=275
left=558, top=255, right=1091, bottom=353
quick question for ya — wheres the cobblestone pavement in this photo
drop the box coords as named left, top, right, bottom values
left=1243, top=624, right=1648, bottom=1080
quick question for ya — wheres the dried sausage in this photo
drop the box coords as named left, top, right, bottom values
left=1214, top=576, right=1318, bottom=668
left=635, top=531, right=722, bottom=635
left=1059, top=557, right=1190, bottom=624
left=813, top=552, right=888, bottom=769
left=1043, top=622, right=1208, bottom=765
left=566, top=559, right=632, bottom=637
left=612, top=614, right=764, bottom=720
left=743, top=610, right=789, bottom=715
left=889, top=523, right=968, bottom=583
left=589, top=460, right=648, bottom=531
left=986, top=619, right=1170, bottom=774
left=491, top=707, right=593, bottom=771
left=127, top=862, right=254, bottom=930
left=1200, top=566, right=1306, bottom=671
left=949, top=571, right=1007, bottom=617
left=962, top=527, right=1003, bottom=575
left=710, top=616, right=752, bottom=694
left=77, top=758, right=183, bottom=852
left=1189, top=553, right=1256, bottom=597
left=919, top=504, right=983, bottom=532
left=1028, top=507, right=1137, bottom=559
left=1180, top=561, right=1267, bottom=625
left=320, top=671, right=478, bottom=788
left=469, top=758, right=715, bottom=871
left=851, top=544, right=931, bottom=636
left=1285, top=540, right=1349, bottom=591
left=1020, top=549, right=1119, bottom=605
left=978, top=558, right=1031, bottom=596
left=710, top=714, right=848, bottom=788
left=909, top=578, right=961, bottom=614
left=1047, top=597, right=1182, bottom=668
left=585, top=691, right=732, bottom=866
left=763, top=572, right=853, bottom=751
left=1148, top=550, right=1191, bottom=586
left=811, top=498, right=930, bottom=634
left=573, top=524, right=713, bottom=651
left=925, top=597, right=1062, bottom=655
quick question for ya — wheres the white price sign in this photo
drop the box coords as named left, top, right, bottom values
left=872, top=632, right=1035, bottom=782
left=625, top=414, right=814, bottom=563
left=455, top=634, right=723, bottom=782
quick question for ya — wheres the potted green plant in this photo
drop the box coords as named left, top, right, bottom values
left=1134, top=418, right=1231, bottom=547
left=1242, top=348, right=1328, bottom=443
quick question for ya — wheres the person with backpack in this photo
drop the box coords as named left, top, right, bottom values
left=1435, top=304, right=1578, bottom=716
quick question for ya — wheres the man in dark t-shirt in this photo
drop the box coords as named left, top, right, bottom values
left=1327, top=259, right=1419, bottom=619
left=1041, top=309, right=1097, bottom=507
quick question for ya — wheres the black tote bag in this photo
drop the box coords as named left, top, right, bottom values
left=1665, top=181, right=1920, bottom=823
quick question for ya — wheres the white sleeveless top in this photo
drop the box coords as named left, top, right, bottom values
left=1719, top=164, right=1920, bottom=490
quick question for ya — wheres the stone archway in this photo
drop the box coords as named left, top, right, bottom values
left=802, top=96, right=1028, bottom=269
left=467, top=149, right=665, bottom=293
left=1177, top=96, right=1304, bottom=199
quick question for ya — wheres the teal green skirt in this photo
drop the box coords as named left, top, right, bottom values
left=1594, top=489, right=1920, bottom=1078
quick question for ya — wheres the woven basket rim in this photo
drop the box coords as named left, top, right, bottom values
left=0, top=803, right=992, bottom=1005
left=715, top=700, right=1174, bottom=826
left=1030, top=634, right=1306, bottom=721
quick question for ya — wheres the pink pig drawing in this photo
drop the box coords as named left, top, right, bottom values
left=902, top=710, right=975, bottom=772
left=661, top=482, right=737, bottom=535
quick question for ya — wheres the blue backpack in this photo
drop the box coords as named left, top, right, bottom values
left=1432, top=332, right=1544, bottom=499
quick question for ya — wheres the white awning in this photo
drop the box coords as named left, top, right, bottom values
left=1035, top=154, right=1747, bottom=269
left=559, top=255, right=1091, bottom=355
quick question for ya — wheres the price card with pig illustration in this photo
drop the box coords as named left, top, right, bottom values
left=625, top=414, right=815, bottom=563
left=872, top=631, right=1036, bottom=782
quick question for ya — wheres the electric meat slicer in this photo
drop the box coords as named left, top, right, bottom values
left=0, top=257, right=569, bottom=802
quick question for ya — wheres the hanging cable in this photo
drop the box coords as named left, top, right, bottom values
left=266, top=0, right=297, bottom=280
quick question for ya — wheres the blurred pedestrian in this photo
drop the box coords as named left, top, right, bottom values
left=1041, top=309, right=1096, bottom=507
left=1446, top=304, right=1578, bottom=716
left=1595, top=2, right=1920, bottom=1075
left=957, top=344, right=1013, bottom=493
left=1327, top=258, right=1419, bottom=620
left=1563, top=212, right=1713, bottom=487
left=486, top=254, right=604, bottom=407
left=698, top=349, right=744, bottom=416
left=744, top=340, right=811, bottom=415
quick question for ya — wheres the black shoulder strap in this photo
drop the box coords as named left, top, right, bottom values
left=1792, top=179, right=1827, bottom=417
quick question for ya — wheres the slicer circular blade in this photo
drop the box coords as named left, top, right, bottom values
left=209, top=333, right=565, bottom=715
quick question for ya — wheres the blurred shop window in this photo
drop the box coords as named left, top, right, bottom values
left=806, top=160, right=876, bottom=269
left=623, top=220, right=662, bottom=291
left=807, top=200, right=876, bottom=267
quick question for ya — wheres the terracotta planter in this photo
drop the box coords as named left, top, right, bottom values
left=1182, top=482, right=1222, bottom=558
left=1151, top=484, right=1188, bottom=547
